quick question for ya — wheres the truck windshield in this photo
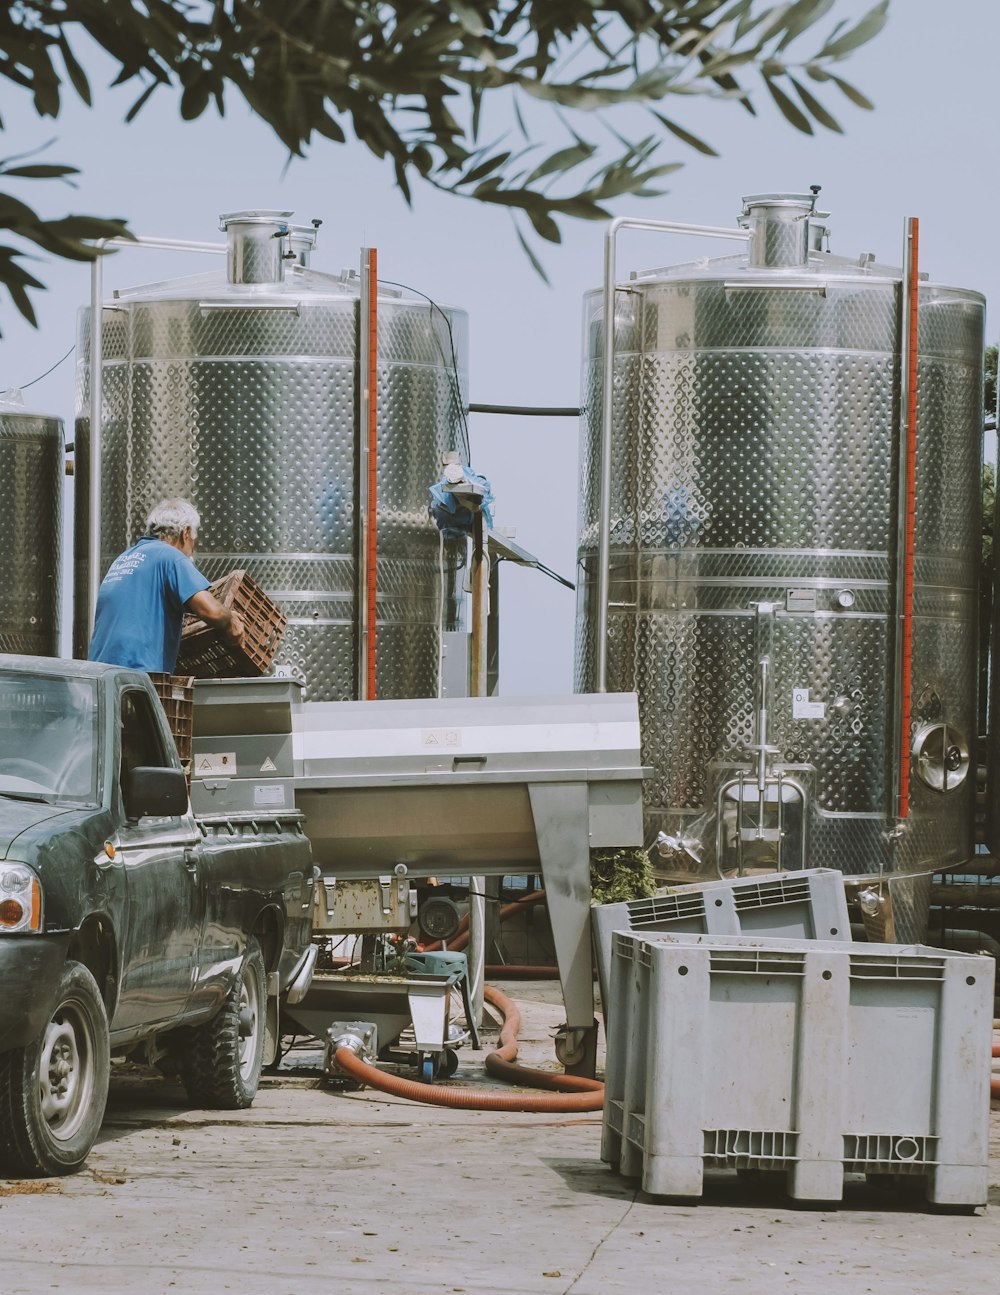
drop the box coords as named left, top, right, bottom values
left=0, top=672, right=100, bottom=806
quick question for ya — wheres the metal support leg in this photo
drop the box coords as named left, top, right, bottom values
left=468, top=875, right=486, bottom=1028
left=527, top=781, right=597, bottom=1077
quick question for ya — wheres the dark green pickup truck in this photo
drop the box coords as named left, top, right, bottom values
left=0, top=655, right=316, bottom=1176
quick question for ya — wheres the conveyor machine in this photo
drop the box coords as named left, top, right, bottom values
left=191, top=683, right=647, bottom=1075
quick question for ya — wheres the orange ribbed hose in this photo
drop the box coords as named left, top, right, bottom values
left=332, top=984, right=604, bottom=1112
left=482, top=985, right=602, bottom=1093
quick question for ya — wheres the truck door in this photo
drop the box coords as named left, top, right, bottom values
left=110, top=687, right=205, bottom=1031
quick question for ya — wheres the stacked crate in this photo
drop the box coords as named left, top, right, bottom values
left=591, top=869, right=851, bottom=1024
left=149, top=673, right=195, bottom=778
left=177, top=570, right=287, bottom=678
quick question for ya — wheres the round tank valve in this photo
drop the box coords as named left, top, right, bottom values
left=857, top=887, right=883, bottom=917
left=912, top=723, right=970, bottom=792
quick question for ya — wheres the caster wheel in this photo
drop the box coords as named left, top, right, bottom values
left=437, top=1049, right=460, bottom=1079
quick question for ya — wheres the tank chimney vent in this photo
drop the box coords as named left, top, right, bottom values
left=289, top=219, right=323, bottom=268
left=219, top=210, right=294, bottom=284
left=808, top=212, right=832, bottom=253
left=739, top=193, right=817, bottom=268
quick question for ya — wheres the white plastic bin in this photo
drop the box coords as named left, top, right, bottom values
left=592, top=869, right=850, bottom=1021
left=603, top=931, right=993, bottom=1206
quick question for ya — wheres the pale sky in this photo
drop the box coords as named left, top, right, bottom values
left=1, top=0, right=996, bottom=692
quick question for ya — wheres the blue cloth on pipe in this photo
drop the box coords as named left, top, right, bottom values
left=429, top=466, right=494, bottom=538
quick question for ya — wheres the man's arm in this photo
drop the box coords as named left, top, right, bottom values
left=186, top=590, right=245, bottom=646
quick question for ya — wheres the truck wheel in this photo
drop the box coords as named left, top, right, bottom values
left=0, top=961, right=110, bottom=1177
left=177, top=938, right=266, bottom=1109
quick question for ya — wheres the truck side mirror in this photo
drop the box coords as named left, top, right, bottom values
left=125, top=766, right=189, bottom=820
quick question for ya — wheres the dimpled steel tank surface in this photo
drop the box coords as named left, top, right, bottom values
left=0, top=405, right=62, bottom=656
left=576, top=194, right=984, bottom=900
left=74, top=211, right=467, bottom=700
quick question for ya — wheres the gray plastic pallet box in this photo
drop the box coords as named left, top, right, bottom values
left=592, top=869, right=850, bottom=1020
left=603, top=931, right=994, bottom=1206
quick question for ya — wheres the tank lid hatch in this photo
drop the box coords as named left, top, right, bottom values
left=219, top=209, right=294, bottom=225
left=739, top=192, right=818, bottom=268
left=219, top=209, right=295, bottom=285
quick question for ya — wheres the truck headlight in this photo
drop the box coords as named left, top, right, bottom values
left=0, top=863, right=42, bottom=933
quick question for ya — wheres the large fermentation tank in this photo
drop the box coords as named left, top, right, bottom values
left=577, top=193, right=985, bottom=901
left=74, top=211, right=467, bottom=699
left=0, top=397, right=62, bottom=656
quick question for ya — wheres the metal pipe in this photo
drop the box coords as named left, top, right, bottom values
left=596, top=216, right=750, bottom=690
left=356, top=247, right=378, bottom=700
left=469, top=511, right=490, bottom=697
left=86, top=251, right=105, bottom=641
left=931, top=888, right=1000, bottom=910
left=467, top=403, right=581, bottom=417
left=891, top=217, right=920, bottom=820
left=467, top=879, right=487, bottom=1031
left=468, top=508, right=490, bottom=1025
left=753, top=604, right=774, bottom=844
left=85, top=233, right=225, bottom=638
left=102, top=235, right=224, bottom=255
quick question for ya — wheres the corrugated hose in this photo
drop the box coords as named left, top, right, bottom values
left=332, top=984, right=604, bottom=1113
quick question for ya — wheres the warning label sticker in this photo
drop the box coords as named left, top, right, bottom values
left=260, top=756, right=277, bottom=773
left=421, top=728, right=461, bottom=748
left=195, top=751, right=237, bottom=776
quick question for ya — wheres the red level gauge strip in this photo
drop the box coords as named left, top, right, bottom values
left=366, top=248, right=379, bottom=699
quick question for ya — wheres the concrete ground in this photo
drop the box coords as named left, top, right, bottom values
left=2, top=981, right=999, bottom=1295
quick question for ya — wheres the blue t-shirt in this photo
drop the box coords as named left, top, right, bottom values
left=88, top=537, right=211, bottom=673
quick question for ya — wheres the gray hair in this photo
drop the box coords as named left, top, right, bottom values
left=145, top=498, right=200, bottom=540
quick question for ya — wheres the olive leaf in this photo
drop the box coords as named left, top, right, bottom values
left=0, top=1, right=884, bottom=319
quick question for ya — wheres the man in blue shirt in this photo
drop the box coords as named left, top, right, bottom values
left=89, top=498, right=243, bottom=673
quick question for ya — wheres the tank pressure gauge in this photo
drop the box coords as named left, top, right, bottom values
left=834, top=589, right=856, bottom=610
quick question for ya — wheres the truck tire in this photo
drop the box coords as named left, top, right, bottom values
left=0, top=961, right=110, bottom=1177
left=177, top=938, right=266, bottom=1109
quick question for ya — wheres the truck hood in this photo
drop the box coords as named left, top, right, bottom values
left=0, top=798, right=79, bottom=860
